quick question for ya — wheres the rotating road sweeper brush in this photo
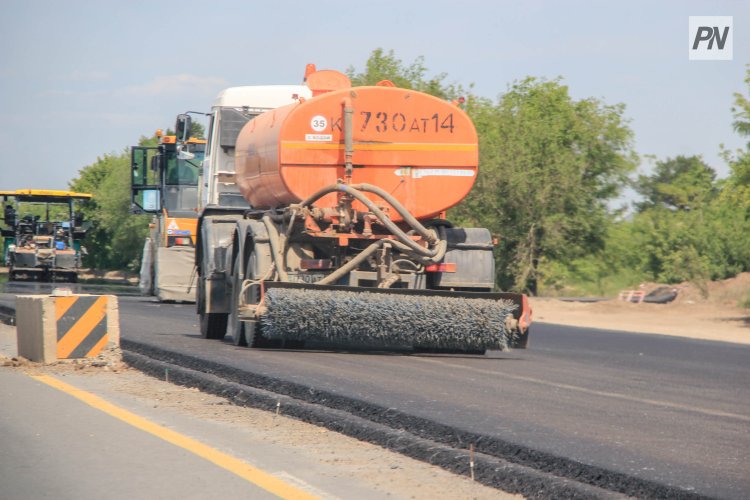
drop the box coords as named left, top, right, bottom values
left=255, top=284, right=525, bottom=351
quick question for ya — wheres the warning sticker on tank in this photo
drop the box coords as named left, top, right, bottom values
left=310, top=115, right=328, bottom=132
left=305, top=134, right=333, bottom=142
left=394, top=168, right=475, bottom=179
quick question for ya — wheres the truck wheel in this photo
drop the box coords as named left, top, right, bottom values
left=198, top=277, right=227, bottom=339
left=200, top=312, right=228, bottom=340
left=228, top=252, right=247, bottom=346
left=244, top=247, right=275, bottom=348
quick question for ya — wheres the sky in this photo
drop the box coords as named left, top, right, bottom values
left=0, top=0, right=747, bottom=207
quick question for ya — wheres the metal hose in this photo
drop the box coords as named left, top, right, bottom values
left=316, top=240, right=383, bottom=285
left=350, top=183, right=437, bottom=243
left=298, top=183, right=440, bottom=258
left=261, top=215, right=289, bottom=282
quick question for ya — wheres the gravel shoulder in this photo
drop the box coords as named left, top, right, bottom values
left=531, top=273, right=750, bottom=345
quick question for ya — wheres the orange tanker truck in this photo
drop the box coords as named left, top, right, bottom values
left=190, top=65, right=531, bottom=352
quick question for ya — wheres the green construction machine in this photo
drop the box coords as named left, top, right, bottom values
left=1, top=189, right=92, bottom=282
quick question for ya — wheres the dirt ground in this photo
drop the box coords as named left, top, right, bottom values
left=531, top=273, right=750, bottom=345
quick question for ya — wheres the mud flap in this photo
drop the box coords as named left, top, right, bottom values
left=155, top=246, right=197, bottom=302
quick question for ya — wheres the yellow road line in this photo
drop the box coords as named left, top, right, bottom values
left=30, top=374, right=317, bottom=500
left=415, top=358, right=750, bottom=423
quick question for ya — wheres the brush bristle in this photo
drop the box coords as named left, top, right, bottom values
left=260, top=288, right=517, bottom=351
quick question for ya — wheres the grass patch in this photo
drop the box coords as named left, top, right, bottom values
left=539, top=270, right=644, bottom=298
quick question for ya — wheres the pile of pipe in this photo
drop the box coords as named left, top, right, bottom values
left=260, top=287, right=518, bottom=351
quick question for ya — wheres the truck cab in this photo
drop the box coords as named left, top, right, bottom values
left=195, top=85, right=311, bottom=337
left=130, top=132, right=206, bottom=301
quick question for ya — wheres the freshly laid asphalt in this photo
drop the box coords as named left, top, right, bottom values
left=115, top=296, right=750, bottom=499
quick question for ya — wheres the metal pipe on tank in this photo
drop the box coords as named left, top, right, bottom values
left=343, top=98, right=354, bottom=184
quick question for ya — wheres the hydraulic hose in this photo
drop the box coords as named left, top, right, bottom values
left=261, top=215, right=289, bottom=282
left=298, top=183, right=439, bottom=258
left=350, top=183, right=436, bottom=244
left=316, top=240, right=383, bottom=285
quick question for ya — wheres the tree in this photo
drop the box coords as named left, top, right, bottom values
left=724, top=66, right=750, bottom=191
left=635, top=155, right=716, bottom=212
left=350, top=50, right=638, bottom=293
left=347, top=48, right=465, bottom=99
left=453, top=78, right=638, bottom=293
left=595, top=69, right=750, bottom=293
left=69, top=151, right=150, bottom=270
left=190, top=121, right=206, bottom=139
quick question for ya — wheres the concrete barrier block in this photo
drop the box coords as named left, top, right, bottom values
left=15, top=294, right=119, bottom=363
left=106, top=294, right=120, bottom=347
left=16, top=295, right=57, bottom=363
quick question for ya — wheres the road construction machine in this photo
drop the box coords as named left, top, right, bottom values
left=1, top=189, right=91, bottom=282
left=131, top=132, right=206, bottom=301
left=192, top=65, right=531, bottom=352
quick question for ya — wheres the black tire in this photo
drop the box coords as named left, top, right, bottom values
left=200, top=311, right=228, bottom=340
left=512, top=327, right=530, bottom=349
left=244, top=247, right=277, bottom=349
left=228, top=252, right=247, bottom=346
left=198, top=276, right=227, bottom=340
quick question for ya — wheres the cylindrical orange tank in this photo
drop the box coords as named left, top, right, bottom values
left=235, top=85, right=478, bottom=221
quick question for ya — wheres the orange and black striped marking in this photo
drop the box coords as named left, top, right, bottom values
left=55, top=296, right=109, bottom=359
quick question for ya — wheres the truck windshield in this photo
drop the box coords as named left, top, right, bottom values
left=165, top=145, right=205, bottom=186
left=163, top=143, right=204, bottom=217
left=219, top=108, right=257, bottom=150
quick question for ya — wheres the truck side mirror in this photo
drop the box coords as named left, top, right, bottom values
left=175, top=114, right=192, bottom=142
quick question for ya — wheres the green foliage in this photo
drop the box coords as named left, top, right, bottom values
left=731, top=65, right=750, bottom=144
left=635, top=155, right=716, bottom=211
left=452, top=77, right=637, bottom=293
left=498, top=67, right=750, bottom=296
left=188, top=121, right=206, bottom=139
left=724, top=65, right=750, bottom=197
left=69, top=151, right=150, bottom=270
left=347, top=48, right=467, bottom=99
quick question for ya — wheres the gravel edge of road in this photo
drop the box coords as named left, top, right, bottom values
left=122, top=339, right=710, bottom=500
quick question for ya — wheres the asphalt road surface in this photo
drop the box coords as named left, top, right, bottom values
left=117, top=296, right=750, bottom=499
left=0, top=370, right=284, bottom=500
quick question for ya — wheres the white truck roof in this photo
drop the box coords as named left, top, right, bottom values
left=212, top=85, right=312, bottom=109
